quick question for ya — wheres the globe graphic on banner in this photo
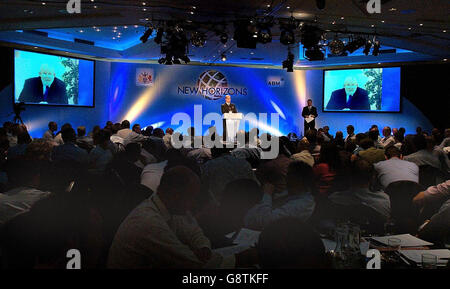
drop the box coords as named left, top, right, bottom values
left=196, top=70, right=228, bottom=100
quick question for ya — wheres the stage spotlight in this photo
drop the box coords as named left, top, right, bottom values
left=372, top=40, right=380, bottom=56
left=191, top=31, right=206, bottom=47
left=316, top=0, right=326, bottom=10
left=305, top=46, right=325, bottom=61
left=280, top=29, right=295, bottom=45
left=165, top=57, right=173, bottom=65
left=220, top=32, right=228, bottom=44
left=233, top=19, right=259, bottom=48
left=180, top=55, right=190, bottom=64
left=345, top=37, right=366, bottom=54
left=301, top=25, right=323, bottom=49
left=221, top=53, right=227, bottom=61
left=328, top=38, right=345, bottom=55
left=282, top=50, right=294, bottom=72
left=140, top=27, right=154, bottom=43
left=363, top=39, right=372, bottom=55
left=258, top=27, right=272, bottom=44
left=154, top=28, right=164, bottom=44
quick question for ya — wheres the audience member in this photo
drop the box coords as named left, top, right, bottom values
left=357, top=138, right=386, bottom=165
left=1, top=159, right=50, bottom=227
left=345, top=125, right=356, bottom=144
left=43, top=121, right=57, bottom=141
left=380, top=126, right=395, bottom=148
left=107, top=166, right=255, bottom=268
left=202, top=147, right=258, bottom=204
left=89, top=129, right=114, bottom=173
left=7, top=130, right=32, bottom=160
left=328, top=159, right=391, bottom=220
left=290, top=138, right=314, bottom=167
left=245, top=161, right=316, bottom=230
left=117, top=120, right=132, bottom=139
left=51, top=127, right=89, bottom=166
left=374, top=146, right=419, bottom=189
left=313, top=142, right=342, bottom=198
left=403, top=134, right=441, bottom=170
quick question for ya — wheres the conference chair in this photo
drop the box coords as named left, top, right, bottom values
left=385, top=181, right=423, bottom=234
left=418, top=165, right=441, bottom=188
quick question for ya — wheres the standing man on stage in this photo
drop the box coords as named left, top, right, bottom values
left=302, top=99, right=318, bottom=133
left=221, top=95, right=237, bottom=142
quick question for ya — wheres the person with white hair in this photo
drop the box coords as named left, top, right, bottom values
left=18, top=63, right=68, bottom=104
left=326, top=76, right=370, bottom=110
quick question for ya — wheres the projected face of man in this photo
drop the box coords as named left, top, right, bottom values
left=39, top=64, right=55, bottom=88
left=225, top=95, right=231, bottom=104
left=343, top=77, right=358, bottom=96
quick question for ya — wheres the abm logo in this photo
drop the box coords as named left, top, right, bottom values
left=367, top=0, right=381, bottom=14
left=267, top=76, right=285, bottom=88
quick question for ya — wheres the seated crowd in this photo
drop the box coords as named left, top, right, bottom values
left=0, top=120, right=449, bottom=269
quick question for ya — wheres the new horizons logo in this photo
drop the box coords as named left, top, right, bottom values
left=177, top=70, right=248, bottom=100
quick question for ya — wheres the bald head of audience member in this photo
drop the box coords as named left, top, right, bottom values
left=157, top=166, right=201, bottom=215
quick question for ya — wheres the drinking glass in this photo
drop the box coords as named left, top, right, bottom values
left=421, top=253, right=437, bottom=269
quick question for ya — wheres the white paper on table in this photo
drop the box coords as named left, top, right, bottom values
left=225, top=232, right=235, bottom=239
left=232, top=228, right=261, bottom=246
left=371, top=234, right=433, bottom=247
left=399, top=249, right=450, bottom=266
left=213, top=244, right=251, bottom=257
left=305, top=116, right=314, bottom=123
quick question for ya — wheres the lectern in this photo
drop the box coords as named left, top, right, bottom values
left=223, top=112, right=243, bottom=143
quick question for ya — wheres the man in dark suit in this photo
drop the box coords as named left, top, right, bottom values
left=18, top=64, right=68, bottom=105
left=301, top=99, right=318, bottom=133
left=326, top=77, right=370, bottom=111
left=221, top=95, right=238, bottom=142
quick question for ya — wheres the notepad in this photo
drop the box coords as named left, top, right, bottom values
left=399, top=249, right=450, bottom=266
left=232, top=228, right=261, bottom=246
left=305, top=116, right=314, bottom=123
left=371, top=234, right=433, bottom=247
left=213, top=244, right=250, bottom=257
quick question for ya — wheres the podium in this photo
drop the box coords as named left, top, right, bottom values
left=223, top=112, right=243, bottom=143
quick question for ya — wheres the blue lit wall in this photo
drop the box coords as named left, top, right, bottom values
left=0, top=60, right=434, bottom=139
left=107, top=63, right=303, bottom=136
left=107, top=63, right=433, bottom=137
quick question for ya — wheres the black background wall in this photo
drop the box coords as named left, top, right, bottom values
left=402, top=63, right=450, bottom=129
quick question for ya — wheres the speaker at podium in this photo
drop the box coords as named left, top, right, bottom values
left=223, top=112, right=243, bottom=143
